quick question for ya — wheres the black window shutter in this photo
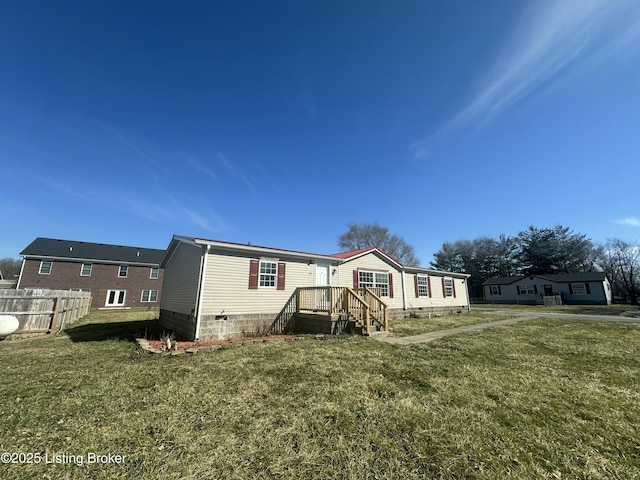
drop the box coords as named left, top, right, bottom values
left=585, top=283, right=591, bottom=294
left=568, top=284, right=574, bottom=294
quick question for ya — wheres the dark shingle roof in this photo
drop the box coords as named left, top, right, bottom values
left=20, top=238, right=165, bottom=265
left=482, top=272, right=607, bottom=286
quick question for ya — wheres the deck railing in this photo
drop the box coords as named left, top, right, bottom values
left=357, top=287, right=388, bottom=332
left=271, top=287, right=388, bottom=335
left=271, top=289, right=299, bottom=334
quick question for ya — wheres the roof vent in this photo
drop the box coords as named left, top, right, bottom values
left=137, top=251, right=140, bottom=256
left=69, top=246, right=73, bottom=252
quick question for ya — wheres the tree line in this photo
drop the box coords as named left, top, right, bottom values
left=431, top=225, right=639, bottom=304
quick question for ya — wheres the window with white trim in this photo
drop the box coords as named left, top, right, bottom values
left=571, top=283, right=587, bottom=295
left=150, top=267, right=159, bottom=279
left=70, top=288, right=91, bottom=293
left=39, top=261, right=52, bottom=274
left=444, top=277, right=454, bottom=297
left=118, top=265, right=128, bottom=278
left=259, top=261, right=277, bottom=288
left=106, top=290, right=126, bottom=307
left=80, top=263, right=92, bottom=276
left=417, top=275, right=429, bottom=297
left=141, top=290, right=158, bottom=302
left=358, top=270, right=389, bottom=297
left=518, top=284, right=535, bottom=295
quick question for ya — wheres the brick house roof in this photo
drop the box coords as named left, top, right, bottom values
left=20, top=237, right=165, bottom=265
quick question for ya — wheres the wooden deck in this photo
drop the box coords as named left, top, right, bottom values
left=270, top=286, right=388, bottom=335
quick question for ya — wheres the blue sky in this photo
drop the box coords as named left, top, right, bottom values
left=2, top=0, right=640, bottom=265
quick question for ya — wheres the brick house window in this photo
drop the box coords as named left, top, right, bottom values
left=150, top=267, right=159, bottom=279
left=81, top=263, right=92, bottom=276
left=141, top=290, right=158, bottom=302
left=39, top=261, right=52, bottom=274
left=118, top=265, right=128, bottom=278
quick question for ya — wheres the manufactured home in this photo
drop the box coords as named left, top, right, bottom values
left=159, top=236, right=471, bottom=340
left=482, top=273, right=612, bottom=305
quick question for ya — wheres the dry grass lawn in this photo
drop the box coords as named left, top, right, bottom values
left=1, top=308, right=639, bottom=479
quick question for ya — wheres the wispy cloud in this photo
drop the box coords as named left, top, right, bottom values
left=412, top=0, right=640, bottom=158
left=217, top=152, right=258, bottom=191
left=615, top=217, right=640, bottom=227
left=184, top=154, right=217, bottom=181
left=218, top=152, right=236, bottom=173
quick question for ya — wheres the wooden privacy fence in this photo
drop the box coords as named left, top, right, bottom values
left=0, top=289, right=92, bottom=335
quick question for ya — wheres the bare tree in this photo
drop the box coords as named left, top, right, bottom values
left=0, top=258, right=22, bottom=280
left=598, top=239, right=640, bottom=304
left=338, top=222, right=420, bottom=266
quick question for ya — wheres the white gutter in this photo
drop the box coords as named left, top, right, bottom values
left=194, top=244, right=211, bottom=340
left=192, top=238, right=340, bottom=264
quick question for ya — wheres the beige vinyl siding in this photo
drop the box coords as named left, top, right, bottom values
left=336, top=253, right=404, bottom=309
left=201, top=252, right=317, bottom=316
left=405, top=273, right=468, bottom=308
left=160, top=242, right=203, bottom=315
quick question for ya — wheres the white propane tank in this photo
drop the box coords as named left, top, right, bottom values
left=0, top=315, right=20, bottom=337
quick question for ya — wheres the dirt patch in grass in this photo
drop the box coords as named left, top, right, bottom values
left=147, top=335, right=297, bottom=350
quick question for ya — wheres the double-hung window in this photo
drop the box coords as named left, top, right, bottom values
left=518, top=285, right=536, bottom=295
left=141, top=290, right=158, bottom=302
left=81, top=263, right=92, bottom=276
left=570, top=283, right=590, bottom=295
left=259, top=261, right=278, bottom=288
left=150, top=267, right=159, bottom=279
left=249, top=259, right=285, bottom=290
left=416, top=275, right=429, bottom=297
left=443, top=277, right=454, bottom=297
left=39, top=261, right=52, bottom=275
left=118, top=265, right=129, bottom=278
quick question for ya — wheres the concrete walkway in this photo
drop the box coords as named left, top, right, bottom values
left=375, top=311, right=640, bottom=346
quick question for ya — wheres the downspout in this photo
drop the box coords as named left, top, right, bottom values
left=194, top=244, right=211, bottom=341
left=465, top=276, right=471, bottom=312
left=16, top=258, right=26, bottom=289
left=401, top=270, right=407, bottom=310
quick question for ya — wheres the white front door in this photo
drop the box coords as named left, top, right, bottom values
left=316, top=263, right=330, bottom=286
left=315, top=264, right=330, bottom=310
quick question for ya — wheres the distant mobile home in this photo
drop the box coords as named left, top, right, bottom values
left=159, top=235, right=471, bottom=341
left=482, top=273, right=611, bottom=305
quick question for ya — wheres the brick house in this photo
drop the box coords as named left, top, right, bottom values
left=17, top=238, right=165, bottom=309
